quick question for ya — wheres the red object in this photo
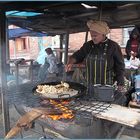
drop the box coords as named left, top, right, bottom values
left=131, top=39, right=139, bottom=53
left=73, top=64, right=85, bottom=68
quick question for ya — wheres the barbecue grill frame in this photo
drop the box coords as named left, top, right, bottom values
left=9, top=82, right=126, bottom=139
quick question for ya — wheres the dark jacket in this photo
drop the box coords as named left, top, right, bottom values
left=72, top=39, right=125, bottom=86
left=125, top=40, right=140, bottom=60
left=125, top=28, right=140, bottom=60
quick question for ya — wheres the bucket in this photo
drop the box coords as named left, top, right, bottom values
left=93, top=84, right=115, bottom=102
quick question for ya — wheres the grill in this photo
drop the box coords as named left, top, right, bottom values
left=8, top=83, right=126, bottom=139
left=22, top=100, right=117, bottom=139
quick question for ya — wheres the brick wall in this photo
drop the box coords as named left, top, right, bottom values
left=110, top=29, right=123, bottom=45
left=29, top=37, right=39, bottom=59
left=69, top=32, right=86, bottom=50
left=69, top=29, right=123, bottom=50
left=9, top=36, right=53, bottom=60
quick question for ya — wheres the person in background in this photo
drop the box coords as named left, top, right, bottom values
left=14, top=58, right=27, bottom=65
left=38, top=48, right=58, bottom=82
left=125, top=27, right=140, bottom=60
left=66, top=20, right=125, bottom=92
left=129, top=51, right=140, bottom=68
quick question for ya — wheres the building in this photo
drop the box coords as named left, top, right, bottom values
left=9, top=27, right=134, bottom=63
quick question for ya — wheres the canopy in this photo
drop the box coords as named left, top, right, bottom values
left=6, top=1, right=140, bottom=35
left=8, top=28, right=48, bottom=40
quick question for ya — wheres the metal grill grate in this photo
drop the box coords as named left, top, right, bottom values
left=68, top=98, right=111, bottom=118
left=9, top=83, right=111, bottom=121
left=37, top=98, right=111, bottom=120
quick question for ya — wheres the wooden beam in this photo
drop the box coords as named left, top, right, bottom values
left=67, top=11, right=97, bottom=19
left=64, top=32, right=69, bottom=65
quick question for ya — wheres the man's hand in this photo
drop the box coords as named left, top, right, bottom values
left=65, top=64, right=73, bottom=72
left=65, top=57, right=76, bottom=72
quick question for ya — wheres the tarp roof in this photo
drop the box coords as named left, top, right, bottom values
left=8, top=27, right=48, bottom=39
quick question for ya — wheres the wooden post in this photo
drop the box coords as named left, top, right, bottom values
left=6, top=18, right=10, bottom=74
left=85, top=30, right=88, bottom=43
left=59, top=34, right=63, bottom=63
left=0, top=10, right=10, bottom=135
left=98, top=2, right=102, bottom=21
left=64, top=32, right=69, bottom=65
left=30, top=60, right=33, bottom=82
left=6, top=18, right=10, bottom=62
left=15, top=62, right=19, bottom=88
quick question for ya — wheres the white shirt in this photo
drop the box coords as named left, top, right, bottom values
left=46, top=54, right=58, bottom=73
left=130, top=56, right=140, bottom=68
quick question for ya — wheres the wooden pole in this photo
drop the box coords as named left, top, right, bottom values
left=0, top=10, right=10, bottom=135
left=85, top=30, right=88, bottom=43
left=64, top=32, right=69, bottom=65
left=6, top=18, right=10, bottom=62
left=98, top=2, right=102, bottom=21
left=59, top=34, right=63, bottom=63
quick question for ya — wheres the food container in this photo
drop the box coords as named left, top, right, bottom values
left=93, top=84, right=115, bottom=102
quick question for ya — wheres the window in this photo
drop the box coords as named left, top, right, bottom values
left=15, top=38, right=27, bottom=52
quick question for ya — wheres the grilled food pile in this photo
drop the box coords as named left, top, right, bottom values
left=36, top=81, right=78, bottom=98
